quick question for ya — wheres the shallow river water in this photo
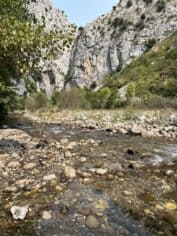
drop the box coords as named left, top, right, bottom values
left=0, top=120, right=177, bottom=235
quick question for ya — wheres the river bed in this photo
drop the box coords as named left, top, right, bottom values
left=0, top=120, right=177, bottom=235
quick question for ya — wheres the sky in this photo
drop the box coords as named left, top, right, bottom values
left=52, top=0, right=118, bottom=26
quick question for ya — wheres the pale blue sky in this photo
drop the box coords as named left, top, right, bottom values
left=52, top=0, right=118, bottom=26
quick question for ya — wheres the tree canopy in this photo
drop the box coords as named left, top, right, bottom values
left=0, top=0, right=59, bottom=116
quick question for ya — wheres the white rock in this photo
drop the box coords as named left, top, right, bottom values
left=10, top=206, right=28, bottom=220
left=96, top=168, right=108, bottom=175
left=66, top=142, right=77, bottom=150
left=166, top=170, right=174, bottom=176
left=43, top=174, right=56, bottom=181
left=64, top=151, right=72, bottom=158
left=60, top=138, right=69, bottom=145
left=64, top=166, right=76, bottom=178
left=42, top=211, right=52, bottom=220
left=7, top=161, right=21, bottom=168
left=23, top=163, right=36, bottom=170
left=80, top=157, right=87, bottom=163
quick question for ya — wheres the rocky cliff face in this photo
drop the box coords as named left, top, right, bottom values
left=67, top=0, right=177, bottom=89
left=17, top=0, right=76, bottom=96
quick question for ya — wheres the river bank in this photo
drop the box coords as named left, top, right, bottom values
left=0, top=111, right=177, bottom=235
left=23, top=109, right=177, bottom=139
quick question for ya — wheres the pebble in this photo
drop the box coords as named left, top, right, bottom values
left=4, top=186, right=17, bottom=193
left=127, top=148, right=136, bottom=155
left=23, top=163, right=36, bottom=170
left=129, top=126, right=142, bottom=136
left=60, top=138, right=69, bottom=145
left=64, top=151, right=72, bottom=158
left=80, top=157, right=87, bottom=163
left=82, top=178, right=94, bottom=184
left=118, top=128, right=128, bottom=135
left=7, top=161, right=21, bottom=168
left=80, top=207, right=91, bottom=216
left=16, top=179, right=30, bottom=188
left=60, top=205, right=69, bottom=214
left=124, top=191, right=133, bottom=196
left=85, top=215, right=100, bottom=229
left=166, top=170, right=174, bottom=176
left=64, top=166, right=76, bottom=178
left=10, top=206, right=28, bottom=220
left=95, top=168, right=108, bottom=175
left=93, top=199, right=108, bottom=213
left=42, top=211, right=52, bottom=220
left=66, top=141, right=77, bottom=150
left=43, top=174, right=56, bottom=181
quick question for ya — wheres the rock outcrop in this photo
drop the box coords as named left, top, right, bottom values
left=16, top=0, right=76, bottom=96
left=18, top=0, right=177, bottom=95
left=67, top=0, right=177, bottom=89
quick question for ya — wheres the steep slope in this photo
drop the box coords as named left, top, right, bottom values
left=67, top=0, right=177, bottom=89
left=105, top=30, right=177, bottom=100
left=17, top=0, right=76, bottom=96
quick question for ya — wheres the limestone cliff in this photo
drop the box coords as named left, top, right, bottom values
left=67, top=0, right=177, bottom=89
left=17, top=0, right=76, bottom=96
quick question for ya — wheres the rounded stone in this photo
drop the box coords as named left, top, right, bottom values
left=85, top=215, right=100, bottom=229
left=42, top=211, right=52, bottom=220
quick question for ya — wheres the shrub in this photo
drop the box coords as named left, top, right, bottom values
left=87, top=87, right=122, bottom=109
left=59, top=88, right=89, bottom=110
left=126, top=83, right=136, bottom=105
left=144, top=38, right=156, bottom=51
left=126, top=0, right=133, bottom=8
left=135, top=19, right=145, bottom=30
left=156, top=0, right=166, bottom=12
left=111, top=17, right=130, bottom=31
left=25, top=92, right=49, bottom=112
left=78, top=26, right=84, bottom=31
left=142, top=0, right=153, bottom=5
left=0, top=0, right=61, bottom=117
left=51, top=91, right=61, bottom=108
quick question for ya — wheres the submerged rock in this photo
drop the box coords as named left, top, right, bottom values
left=85, top=215, right=100, bottom=229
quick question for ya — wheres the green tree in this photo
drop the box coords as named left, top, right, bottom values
left=126, top=83, right=136, bottom=105
left=0, top=0, right=61, bottom=117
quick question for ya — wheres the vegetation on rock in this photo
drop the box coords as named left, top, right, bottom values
left=102, top=31, right=177, bottom=108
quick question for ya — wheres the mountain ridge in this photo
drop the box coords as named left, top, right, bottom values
left=67, top=0, right=177, bottom=89
left=22, top=0, right=177, bottom=97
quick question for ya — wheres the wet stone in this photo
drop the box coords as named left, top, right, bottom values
left=60, top=205, right=69, bottom=214
left=85, top=215, right=100, bottom=229
left=127, top=148, right=136, bottom=155
left=79, top=207, right=91, bottom=216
